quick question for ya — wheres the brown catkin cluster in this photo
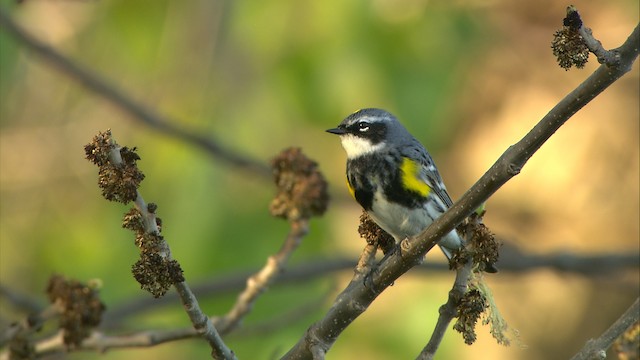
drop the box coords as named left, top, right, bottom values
left=122, top=205, right=183, bottom=298
left=85, top=130, right=182, bottom=298
left=551, top=7, right=589, bottom=70
left=453, top=287, right=488, bottom=345
left=357, top=210, right=395, bottom=254
left=454, top=212, right=500, bottom=273
left=46, top=275, right=106, bottom=348
left=269, top=147, right=329, bottom=221
left=84, top=130, right=144, bottom=203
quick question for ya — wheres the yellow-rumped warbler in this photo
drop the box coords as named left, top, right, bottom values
left=327, top=108, right=479, bottom=265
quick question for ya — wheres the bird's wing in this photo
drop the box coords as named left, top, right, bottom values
left=402, top=142, right=454, bottom=209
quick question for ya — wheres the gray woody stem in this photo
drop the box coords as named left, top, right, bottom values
left=282, top=23, right=639, bottom=360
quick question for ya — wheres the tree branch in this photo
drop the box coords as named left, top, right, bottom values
left=213, top=219, right=310, bottom=335
left=1, top=249, right=635, bottom=358
left=0, top=5, right=636, bottom=359
left=0, top=284, right=43, bottom=315
left=282, top=21, right=639, bottom=359
left=0, top=6, right=270, bottom=178
left=5, top=296, right=327, bottom=359
left=96, top=248, right=637, bottom=330
left=570, top=298, right=639, bottom=360
left=30, top=328, right=198, bottom=357
left=566, top=5, right=621, bottom=67
left=84, top=130, right=236, bottom=360
left=418, top=261, right=474, bottom=359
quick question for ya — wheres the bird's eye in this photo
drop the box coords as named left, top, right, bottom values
left=357, top=122, right=370, bottom=132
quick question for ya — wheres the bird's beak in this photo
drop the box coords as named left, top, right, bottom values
left=326, top=127, right=346, bottom=135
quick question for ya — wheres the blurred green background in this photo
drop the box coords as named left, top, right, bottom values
left=0, top=0, right=638, bottom=359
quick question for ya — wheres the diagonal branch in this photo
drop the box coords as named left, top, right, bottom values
left=282, top=22, right=639, bottom=360
left=417, top=261, right=474, bottom=360
left=0, top=6, right=270, bottom=178
left=85, top=131, right=236, bottom=360
left=101, top=249, right=637, bottom=328
left=213, top=219, right=310, bottom=335
left=570, top=298, right=639, bottom=360
left=23, top=296, right=328, bottom=358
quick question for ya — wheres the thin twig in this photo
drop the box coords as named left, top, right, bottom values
left=353, top=242, right=378, bottom=283
left=281, top=22, right=639, bottom=360
left=0, top=284, right=44, bottom=315
left=1, top=248, right=635, bottom=341
left=232, top=295, right=332, bottom=338
left=213, top=219, right=310, bottom=335
left=93, top=132, right=236, bottom=360
left=0, top=217, right=314, bottom=358
left=174, top=282, right=236, bottom=360
left=3, top=296, right=327, bottom=359
left=94, top=248, right=638, bottom=329
left=569, top=298, right=639, bottom=360
left=0, top=305, right=59, bottom=348
left=566, top=6, right=621, bottom=66
left=417, top=261, right=473, bottom=360
left=0, top=249, right=635, bottom=357
left=0, top=6, right=270, bottom=178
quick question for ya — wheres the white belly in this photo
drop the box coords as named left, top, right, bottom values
left=368, top=192, right=462, bottom=256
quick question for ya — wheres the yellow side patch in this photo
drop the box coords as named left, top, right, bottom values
left=400, top=157, right=431, bottom=197
left=346, top=178, right=356, bottom=199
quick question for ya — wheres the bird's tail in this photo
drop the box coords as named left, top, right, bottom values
left=437, top=230, right=498, bottom=273
left=437, top=230, right=463, bottom=261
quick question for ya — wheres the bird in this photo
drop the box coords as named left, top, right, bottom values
left=326, top=108, right=482, bottom=266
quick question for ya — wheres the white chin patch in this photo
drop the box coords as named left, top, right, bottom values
left=340, top=135, right=385, bottom=158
